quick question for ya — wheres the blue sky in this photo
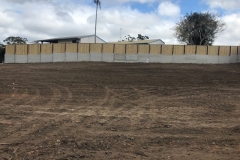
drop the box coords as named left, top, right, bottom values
left=129, top=0, right=206, bottom=14
left=0, top=0, right=240, bottom=45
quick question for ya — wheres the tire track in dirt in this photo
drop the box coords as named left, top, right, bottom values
left=44, top=83, right=73, bottom=108
left=130, top=86, right=212, bottom=112
left=23, top=85, right=41, bottom=106
left=45, top=83, right=62, bottom=107
left=99, top=86, right=118, bottom=107
left=53, top=83, right=73, bottom=107
left=25, top=82, right=60, bottom=107
left=99, top=86, right=207, bottom=120
left=58, top=84, right=73, bottom=105
left=0, top=119, right=49, bottom=146
left=0, top=82, right=45, bottom=107
left=91, top=86, right=163, bottom=118
left=0, top=87, right=18, bottom=105
left=3, top=88, right=30, bottom=106
left=98, top=87, right=134, bottom=117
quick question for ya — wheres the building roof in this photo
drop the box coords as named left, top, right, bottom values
left=36, top=35, right=106, bottom=43
left=109, top=39, right=165, bottom=44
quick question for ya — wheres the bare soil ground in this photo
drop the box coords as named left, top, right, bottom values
left=0, top=62, right=240, bottom=160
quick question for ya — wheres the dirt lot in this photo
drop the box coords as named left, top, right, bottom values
left=0, top=62, right=240, bottom=159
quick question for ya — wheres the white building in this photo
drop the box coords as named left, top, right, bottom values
left=36, top=35, right=106, bottom=44
left=109, top=39, right=165, bottom=45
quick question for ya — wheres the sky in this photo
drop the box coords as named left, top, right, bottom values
left=0, top=0, right=240, bottom=45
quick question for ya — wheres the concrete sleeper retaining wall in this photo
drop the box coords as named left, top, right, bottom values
left=4, top=44, right=239, bottom=64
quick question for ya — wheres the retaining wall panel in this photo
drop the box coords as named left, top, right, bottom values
left=162, top=45, right=173, bottom=55
left=78, top=53, right=89, bottom=61
left=238, top=46, right=240, bottom=62
left=173, top=55, right=185, bottom=63
left=90, top=52, right=102, bottom=62
left=126, top=54, right=138, bottom=62
left=185, top=45, right=196, bottom=54
left=161, top=55, right=172, bottom=63
left=41, top=54, right=53, bottom=63
left=126, top=45, right=138, bottom=54
left=102, top=53, right=114, bottom=62
left=114, top=44, right=126, bottom=54
left=196, top=55, right=208, bottom=64
left=66, top=52, right=78, bottom=62
left=90, top=44, right=102, bottom=53
left=196, top=46, right=207, bottom=55
left=219, top=56, right=230, bottom=64
left=53, top=53, right=65, bottom=62
left=78, top=44, right=90, bottom=53
left=173, top=45, right=184, bottom=55
left=41, top=44, right=53, bottom=54
left=138, top=45, right=149, bottom=54
left=102, top=44, right=114, bottom=53
left=219, top=46, right=230, bottom=56
left=28, top=44, right=40, bottom=55
left=138, top=54, right=149, bottom=63
left=4, top=54, right=15, bottom=63
left=231, top=46, right=238, bottom=55
left=66, top=44, right=77, bottom=53
left=208, top=46, right=219, bottom=56
left=149, top=54, right=161, bottom=63
left=207, top=55, right=219, bottom=64
left=114, top=53, right=126, bottom=62
left=15, top=55, right=27, bottom=63
left=185, top=54, right=196, bottom=63
left=150, top=45, right=161, bottom=54
left=230, top=55, right=238, bottom=63
left=28, top=54, right=41, bottom=63
left=53, top=44, right=65, bottom=53
left=5, top=45, right=15, bottom=55
left=15, top=45, right=27, bottom=55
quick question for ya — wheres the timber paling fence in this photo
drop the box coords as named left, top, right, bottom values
left=4, top=43, right=240, bottom=64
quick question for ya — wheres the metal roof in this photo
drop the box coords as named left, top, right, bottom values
left=36, top=35, right=106, bottom=43
left=109, top=39, right=165, bottom=44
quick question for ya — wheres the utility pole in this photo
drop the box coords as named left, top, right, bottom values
left=120, top=28, right=122, bottom=42
left=94, top=0, right=101, bottom=43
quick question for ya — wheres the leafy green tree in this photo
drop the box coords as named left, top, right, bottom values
left=0, top=36, right=28, bottom=62
left=125, top=34, right=149, bottom=42
left=173, top=12, right=226, bottom=45
left=137, top=34, right=149, bottom=40
left=125, top=35, right=136, bottom=42
left=3, top=36, right=28, bottom=45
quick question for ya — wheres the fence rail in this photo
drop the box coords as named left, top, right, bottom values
left=5, top=44, right=240, bottom=64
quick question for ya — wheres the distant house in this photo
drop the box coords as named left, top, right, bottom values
left=36, top=35, right=106, bottom=44
left=109, top=39, right=165, bottom=45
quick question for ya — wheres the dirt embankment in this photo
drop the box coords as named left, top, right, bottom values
left=0, top=62, right=240, bottom=159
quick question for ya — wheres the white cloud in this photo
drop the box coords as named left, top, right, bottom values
left=4, top=0, right=159, bottom=5
left=214, top=12, right=240, bottom=45
left=0, top=0, right=178, bottom=44
left=0, top=0, right=239, bottom=46
left=158, top=1, right=181, bottom=17
left=202, top=0, right=240, bottom=10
